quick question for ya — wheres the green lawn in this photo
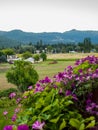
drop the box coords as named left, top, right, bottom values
left=0, top=60, right=74, bottom=90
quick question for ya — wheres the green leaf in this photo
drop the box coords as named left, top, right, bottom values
left=79, top=123, right=85, bottom=130
left=50, top=115, right=62, bottom=123
left=69, top=118, right=80, bottom=130
left=64, top=100, right=73, bottom=106
left=86, top=120, right=95, bottom=129
left=59, top=119, right=66, bottom=130
left=42, top=104, right=51, bottom=113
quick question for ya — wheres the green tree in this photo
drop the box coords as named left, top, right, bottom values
left=22, top=51, right=32, bottom=59
left=6, top=60, right=39, bottom=92
left=33, top=54, right=40, bottom=62
left=40, top=52, right=47, bottom=61
left=2, top=48, right=15, bottom=56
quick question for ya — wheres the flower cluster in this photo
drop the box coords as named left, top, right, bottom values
left=9, top=92, right=16, bottom=99
left=3, top=56, right=98, bottom=130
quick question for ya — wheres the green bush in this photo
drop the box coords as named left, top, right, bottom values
left=40, top=52, right=47, bottom=61
left=6, top=60, right=39, bottom=92
left=0, top=88, right=18, bottom=98
left=0, top=97, right=16, bottom=108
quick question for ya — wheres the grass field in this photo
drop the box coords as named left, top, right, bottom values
left=47, top=53, right=98, bottom=59
left=0, top=61, right=74, bottom=90
left=0, top=53, right=98, bottom=90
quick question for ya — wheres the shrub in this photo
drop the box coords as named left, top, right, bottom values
left=6, top=60, right=39, bottom=92
left=22, top=51, right=32, bottom=59
left=33, top=54, right=40, bottom=62
left=40, top=52, right=47, bottom=61
left=0, top=88, right=18, bottom=98
left=4, top=56, right=98, bottom=129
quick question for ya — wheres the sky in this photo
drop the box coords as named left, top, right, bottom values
left=0, top=0, right=98, bottom=32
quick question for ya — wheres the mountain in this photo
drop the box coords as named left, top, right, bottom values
left=0, top=35, right=23, bottom=48
left=0, top=29, right=98, bottom=45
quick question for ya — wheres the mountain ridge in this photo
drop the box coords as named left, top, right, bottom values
left=0, top=29, right=98, bottom=45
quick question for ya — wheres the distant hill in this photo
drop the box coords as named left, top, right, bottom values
left=0, top=35, right=23, bottom=48
left=0, top=29, right=98, bottom=46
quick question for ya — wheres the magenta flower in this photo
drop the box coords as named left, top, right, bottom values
left=12, top=114, right=17, bottom=122
left=32, top=121, right=45, bottom=130
left=16, top=98, right=21, bottom=104
left=18, top=124, right=29, bottom=130
left=65, top=90, right=72, bottom=96
left=3, top=125, right=13, bottom=130
left=14, top=108, right=20, bottom=113
left=9, top=92, right=16, bottom=99
left=28, top=86, right=33, bottom=90
left=3, top=111, right=8, bottom=116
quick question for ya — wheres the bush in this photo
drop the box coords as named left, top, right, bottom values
left=0, top=55, right=7, bottom=63
left=40, top=52, right=47, bottom=61
left=0, top=88, right=18, bottom=98
left=22, top=51, right=32, bottom=59
left=4, top=56, right=98, bottom=129
left=6, top=60, right=39, bottom=92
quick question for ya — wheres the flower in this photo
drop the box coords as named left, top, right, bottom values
left=28, top=86, right=33, bottom=90
left=32, top=121, right=45, bottom=130
left=3, top=111, right=8, bottom=116
left=17, top=124, right=29, bottom=130
left=12, top=114, right=17, bottom=122
left=9, top=92, right=16, bottom=99
left=3, top=125, right=13, bottom=130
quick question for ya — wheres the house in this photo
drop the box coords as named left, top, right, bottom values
left=25, top=57, right=35, bottom=63
left=7, top=55, right=22, bottom=63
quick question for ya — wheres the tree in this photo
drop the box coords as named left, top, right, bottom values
left=6, top=60, right=39, bottom=92
left=22, top=51, right=32, bottom=59
left=2, top=48, right=15, bottom=56
left=40, top=52, right=47, bottom=61
left=33, top=54, right=40, bottom=62
left=83, top=38, right=92, bottom=53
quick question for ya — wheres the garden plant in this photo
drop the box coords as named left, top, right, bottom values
left=3, top=56, right=98, bottom=130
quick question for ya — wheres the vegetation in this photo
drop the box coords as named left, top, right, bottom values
left=40, top=52, right=47, bottom=61
left=6, top=60, right=39, bottom=92
left=22, top=51, right=32, bottom=59
left=2, top=56, right=98, bottom=130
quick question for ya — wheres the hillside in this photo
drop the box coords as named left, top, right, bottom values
left=0, top=35, right=23, bottom=48
left=0, top=29, right=98, bottom=45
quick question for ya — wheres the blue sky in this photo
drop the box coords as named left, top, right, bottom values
left=0, top=0, right=98, bottom=32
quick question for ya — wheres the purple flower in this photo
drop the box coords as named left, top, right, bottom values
left=18, top=124, right=29, bottom=130
left=12, top=114, right=17, bottom=122
left=32, top=121, right=45, bottom=130
left=14, top=108, right=20, bottom=113
left=3, top=125, right=13, bottom=130
left=28, top=86, right=33, bottom=90
left=9, top=92, right=16, bottom=99
left=3, top=111, right=8, bottom=116
left=16, top=98, right=21, bottom=104
left=65, top=90, right=72, bottom=96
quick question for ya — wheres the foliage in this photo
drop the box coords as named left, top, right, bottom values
left=0, top=55, right=7, bottom=63
left=2, top=48, right=15, bottom=56
left=33, top=54, right=40, bottom=61
left=0, top=88, right=18, bottom=98
left=22, top=51, right=32, bottom=59
left=40, top=52, right=47, bottom=61
left=3, top=56, right=98, bottom=129
left=6, top=60, right=39, bottom=92
left=0, top=97, right=16, bottom=108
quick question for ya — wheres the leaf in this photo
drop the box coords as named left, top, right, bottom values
left=50, top=115, right=62, bottom=123
left=86, top=120, right=95, bottom=129
left=64, top=100, right=73, bottom=106
left=42, top=104, right=51, bottom=113
left=69, top=118, right=80, bottom=130
left=59, top=119, right=66, bottom=130
left=79, top=123, right=85, bottom=130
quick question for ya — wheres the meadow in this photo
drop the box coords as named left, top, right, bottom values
left=0, top=53, right=98, bottom=90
